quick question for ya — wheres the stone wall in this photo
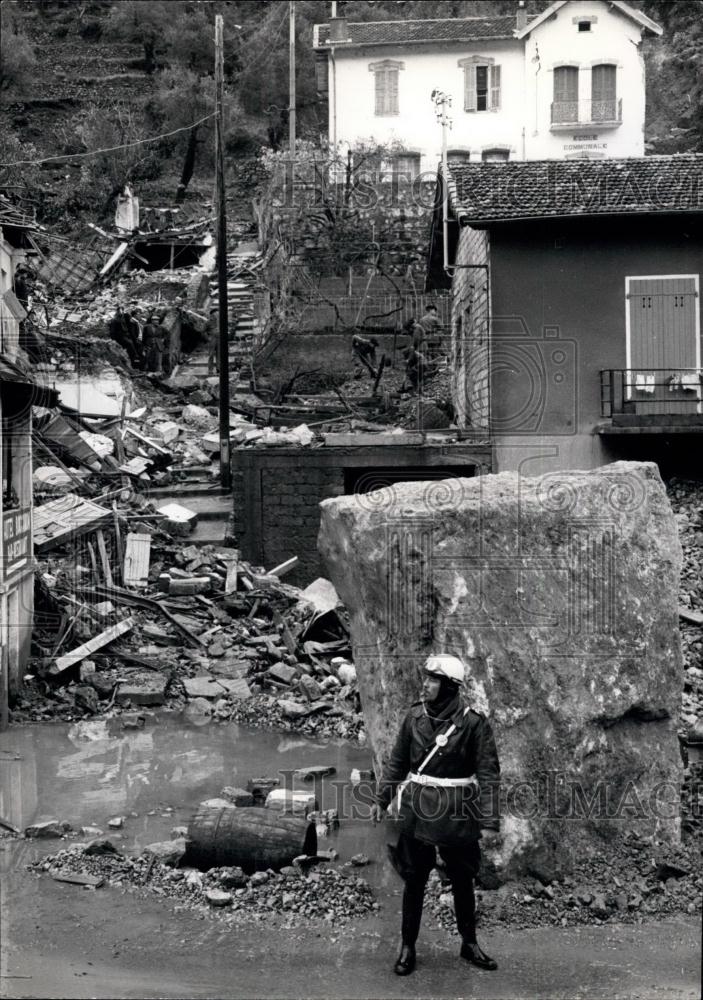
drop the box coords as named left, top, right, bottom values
left=232, top=443, right=492, bottom=586
left=452, top=225, right=490, bottom=430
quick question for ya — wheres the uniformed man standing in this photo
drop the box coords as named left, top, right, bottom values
left=371, top=654, right=501, bottom=976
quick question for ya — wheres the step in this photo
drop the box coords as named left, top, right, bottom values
left=183, top=519, right=228, bottom=545
left=152, top=493, right=233, bottom=519
left=148, top=483, right=231, bottom=499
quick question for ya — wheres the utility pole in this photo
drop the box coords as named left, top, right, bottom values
left=215, top=13, right=231, bottom=489
left=432, top=89, right=452, bottom=274
left=289, top=1, right=296, bottom=157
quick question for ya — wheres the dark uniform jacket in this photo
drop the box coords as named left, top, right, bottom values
left=377, top=695, right=500, bottom=848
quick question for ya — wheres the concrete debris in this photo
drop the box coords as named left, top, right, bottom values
left=25, top=819, right=67, bottom=839
left=143, top=838, right=187, bottom=867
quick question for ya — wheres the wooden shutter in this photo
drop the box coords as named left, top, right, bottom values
left=375, top=67, right=398, bottom=115
left=490, top=64, right=501, bottom=110
left=592, top=63, right=616, bottom=102
left=388, top=67, right=399, bottom=114
left=554, top=66, right=578, bottom=102
left=375, top=69, right=387, bottom=115
left=464, top=64, right=477, bottom=111
left=628, top=276, right=699, bottom=415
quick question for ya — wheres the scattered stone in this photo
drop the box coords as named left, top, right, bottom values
left=205, top=888, right=232, bottom=907
left=107, top=817, right=124, bottom=830
left=265, top=789, right=318, bottom=815
left=115, top=674, right=167, bottom=707
left=351, top=854, right=370, bottom=867
left=220, top=787, right=254, bottom=807
left=216, top=866, right=248, bottom=888
left=655, top=861, right=690, bottom=881
left=143, top=838, right=186, bottom=867
left=277, top=699, right=309, bottom=720
left=293, top=765, right=337, bottom=782
left=267, top=663, right=298, bottom=685
left=590, top=894, right=610, bottom=918
left=171, top=826, right=188, bottom=839
left=79, top=826, right=104, bottom=838
left=25, top=819, right=64, bottom=839
left=73, top=684, right=99, bottom=714
left=83, top=838, right=119, bottom=856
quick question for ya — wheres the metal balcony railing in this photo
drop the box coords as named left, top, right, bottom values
left=600, top=369, right=702, bottom=418
left=551, top=98, right=622, bottom=125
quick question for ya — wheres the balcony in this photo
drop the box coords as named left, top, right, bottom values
left=550, top=98, right=622, bottom=131
left=599, top=369, right=703, bottom=433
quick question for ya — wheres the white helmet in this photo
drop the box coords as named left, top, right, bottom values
left=424, top=654, right=465, bottom=684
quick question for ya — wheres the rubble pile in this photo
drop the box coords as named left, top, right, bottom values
left=668, top=479, right=703, bottom=729
left=426, top=832, right=702, bottom=932
left=28, top=843, right=377, bottom=927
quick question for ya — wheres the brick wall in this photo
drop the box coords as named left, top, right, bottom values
left=232, top=443, right=493, bottom=587
left=451, top=226, right=490, bottom=431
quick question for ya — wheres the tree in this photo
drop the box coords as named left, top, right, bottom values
left=106, top=0, right=175, bottom=73
left=0, top=3, right=36, bottom=95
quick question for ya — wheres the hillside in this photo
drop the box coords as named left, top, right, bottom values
left=1, top=0, right=701, bottom=230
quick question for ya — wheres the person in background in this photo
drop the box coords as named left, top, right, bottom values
left=351, top=333, right=380, bottom=377
left=142, top=311, right=164, bottom=374
left=371, top=655, right=501, bottom=977
left=122, top=305, right=144, bottom=369
left=107, top=305, right=138, bottom=368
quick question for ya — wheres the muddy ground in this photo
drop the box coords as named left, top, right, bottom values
left=0, top=716, right=701, bottom=999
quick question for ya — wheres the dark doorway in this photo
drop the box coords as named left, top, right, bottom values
left=344, top=465, right=477, bottom=496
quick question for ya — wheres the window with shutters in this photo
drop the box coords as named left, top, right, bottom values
left=458, top=57, right=501, bottom=112
left=552, top=65, right=579, bottom=123
left=591, top=63, right=617, bottom=122
left=392, top=153, right=421, bottom=181
left=369, top=59, right=403, bottom=116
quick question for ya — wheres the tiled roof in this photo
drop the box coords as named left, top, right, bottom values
left=445, top=156, right=703, bottom=223
left=315, top=16, right=517, bottom=48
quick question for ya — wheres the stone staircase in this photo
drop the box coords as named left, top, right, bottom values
left=208, top=240, right=263, bottom=379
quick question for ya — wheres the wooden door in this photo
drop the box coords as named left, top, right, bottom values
left=627, top=276, right=699, bottom=415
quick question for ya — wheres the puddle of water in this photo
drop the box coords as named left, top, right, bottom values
left=0, top=716, right=399, bottom=894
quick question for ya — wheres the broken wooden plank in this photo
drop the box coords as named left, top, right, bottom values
left=112, top=502, right=124, bottom=584
left=123, top=532, right=151, bottom=588
left=124, top=424, right=171, bottom=456
left=679, top=606, right=703, bottom=627
left=72, top=584, right=206, bottom=648
left=95, top=529, right=113, bottom=588
left=269, top=556, right=298, bottom=578
left=224, top=558, right=238, bottom=594
left=51, top=869, right=105, bottom=888
left=33, top=494, right=111, bottom=553
left=51, top=617, right=134, bottom=675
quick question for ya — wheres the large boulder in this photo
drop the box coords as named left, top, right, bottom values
left=318, top=462, right=684, bottom=877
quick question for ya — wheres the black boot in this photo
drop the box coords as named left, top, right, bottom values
left=394, top=944, right=416, bottom=976
left=460, top=941, right=498, bottom=971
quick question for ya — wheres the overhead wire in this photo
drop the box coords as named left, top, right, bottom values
left=1, top=6, right=292, bottom=170
left=0, top=112, right=218, bottom=168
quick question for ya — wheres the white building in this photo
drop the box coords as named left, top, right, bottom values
left=313, top=0, right=662, bottom=174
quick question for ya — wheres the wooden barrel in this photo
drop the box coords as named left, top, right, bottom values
left=185, top=806, right=317, bottom=873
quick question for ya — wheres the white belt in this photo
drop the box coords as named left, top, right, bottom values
left=409, top=772, right=477, bottom=788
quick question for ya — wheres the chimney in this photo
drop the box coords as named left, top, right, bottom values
left=517, top=1, right=527, bottom=31
left=328, top=16, right=349, bottom=43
